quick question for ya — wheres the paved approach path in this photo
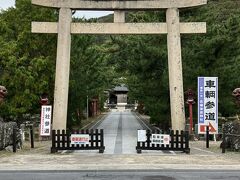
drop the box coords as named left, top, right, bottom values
left=0, top=112, right=240, bottom=171
left=96, top=112, right=142, bottom=154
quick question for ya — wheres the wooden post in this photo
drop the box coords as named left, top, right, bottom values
left=30, top=125, right=34, bottom=148
left=86, top=129, right=89, bottom=148
left=206, top=126, right=209, bottom=148
left=99, top=129, right=105, bottom=153
left=51, top=130, right=56, bottom=153
left=185, top=131, right=190, bottom=154
left=80, top=129, right=84, bottom=148
left=95, top=129, right=99, bottom=148
left=90, top=129, right=94, bottom=147
left=176, top=130, right=179, bottom=149
left=180, top=130, right=184, bottom=149
left=12, top=128, right=17, bottom=153
left=170, top=130, right=174, bottom=148
left=136, top=141, right=141, bottom=153
left=66, top=130, right=70, bottom=148
left=57, top=130, right=61, bottom=149
left=62, top=129, right=65, bottom=148
left=146, top=130, right=151, bottom=148
left=222, top=125, right=225, bottom=153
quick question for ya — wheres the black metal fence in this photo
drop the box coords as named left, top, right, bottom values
left=136, top=130, right=190, bottom=154
left=51, top=129, right=105, bottom=153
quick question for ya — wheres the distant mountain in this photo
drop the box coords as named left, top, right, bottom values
left=97, top=13, right=113, bottom=22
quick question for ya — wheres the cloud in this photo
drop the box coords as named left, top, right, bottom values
left=0, top=0, right=15, bottom=10
left=73, top=11, right=113, bottom=19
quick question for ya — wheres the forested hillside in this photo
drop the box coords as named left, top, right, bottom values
left=0, top=0, right=239, bottom=129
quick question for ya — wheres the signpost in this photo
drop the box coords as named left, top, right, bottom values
left=40, top=105, right=52, bottom=136
left=198, top=77, right=218, bottom=134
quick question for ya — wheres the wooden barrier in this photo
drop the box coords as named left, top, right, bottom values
left=136, top=130, right=190, bottom=154
left=51, top=129, right=105, bottom=153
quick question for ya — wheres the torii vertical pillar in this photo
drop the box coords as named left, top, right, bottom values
left=52, top=8, right=72, bottom=130
left=167, top=8, right=185, bottom=131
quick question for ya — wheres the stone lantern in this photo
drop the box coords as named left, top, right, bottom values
left=0, top=85, right=7, bottom=105
left=232, top=88, right=240, bottom=107
left=40, top=93, right=49, bottom=105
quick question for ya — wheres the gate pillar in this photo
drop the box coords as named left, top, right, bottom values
left=52, top=8, right=72, bottom=130
left=166, top=8, right=185, bottom=131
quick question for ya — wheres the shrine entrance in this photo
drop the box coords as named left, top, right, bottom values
left=31, top=0, right=207, bottom=131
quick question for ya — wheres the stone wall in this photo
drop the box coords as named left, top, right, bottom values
left=223, top=120, right=240, bottom=151
left=0, top=120, right=21, bottom=150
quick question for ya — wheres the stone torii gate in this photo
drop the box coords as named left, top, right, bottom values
left=31, top=0, right=207, bottom=131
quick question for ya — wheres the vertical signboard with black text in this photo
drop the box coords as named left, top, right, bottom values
left=40, top=105, right=52, bottom=136
left=198, top=77, right=218, bottom=134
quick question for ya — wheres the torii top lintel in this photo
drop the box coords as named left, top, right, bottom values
left=32, top=0, right=207, bottom=10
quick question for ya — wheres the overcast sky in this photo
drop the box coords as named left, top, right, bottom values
left=0, top=0, right=112, bottom=19
left=0, top=0, right=15, bottom=10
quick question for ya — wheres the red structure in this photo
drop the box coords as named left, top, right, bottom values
left=185, top=89, right=195, bottom=134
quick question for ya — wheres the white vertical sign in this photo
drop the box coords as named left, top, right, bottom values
left=137, top=130, right=147, bottom=142
left=198, top=77, right=218, bottom=134
left=40, top=105, right=52, bottom=136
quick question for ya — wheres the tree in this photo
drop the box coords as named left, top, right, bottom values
left=67, top=28, right=117, bottom=127
left=0, top=0, right=57, bottom=122
left=104, top=0, right=240, bottom=129
left=181, top=0, right=240, bottom=117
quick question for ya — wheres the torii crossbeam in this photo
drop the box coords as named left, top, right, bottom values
left=32, top=0, right=207, bottom=131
